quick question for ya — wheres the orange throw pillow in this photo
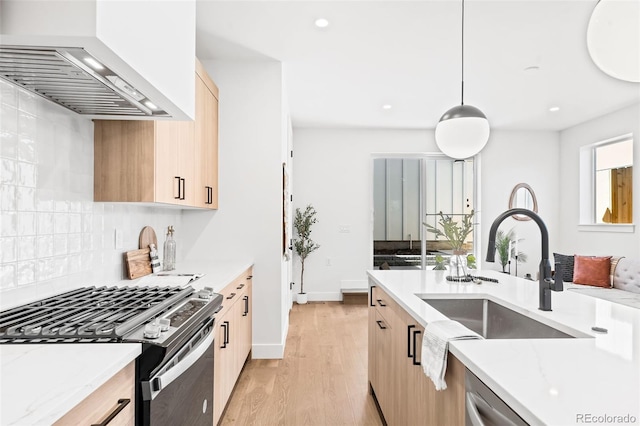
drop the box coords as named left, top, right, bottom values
left=573, top=255, right=612, bottom=287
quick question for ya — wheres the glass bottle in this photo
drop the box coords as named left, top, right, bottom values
left=163, top=226, right=176, bottom=271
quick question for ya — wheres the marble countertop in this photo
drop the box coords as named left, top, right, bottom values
left=0, top=343, right=141, bottom=426
left=367, top=269, right=640, bottom=426
left=0, top=259, right=253, bottom=425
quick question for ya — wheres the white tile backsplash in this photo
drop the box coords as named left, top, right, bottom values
left=1, top=184, right=16, bottom=211
left=17, top=212, right=36, bottom=236
left=16, top=186, right=36, bottom=212
left=17, top=236, right=36, bottom=260
left=17, top=162, right=36, bottom=187
left=0, top=81, right=183, bottom=304
left=1, top=237, right=17, bottom=262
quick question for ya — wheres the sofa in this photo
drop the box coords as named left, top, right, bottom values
left=559, top=256, right=640, bottom=309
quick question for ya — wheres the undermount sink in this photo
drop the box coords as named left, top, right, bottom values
left=422, top=298, right=575, bottom=339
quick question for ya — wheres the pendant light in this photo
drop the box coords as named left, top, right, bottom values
left=435, top=0, right=490, bottom=160
left=587, top=0, right=640, bottom=83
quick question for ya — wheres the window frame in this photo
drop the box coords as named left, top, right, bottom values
left=579, top=133, right=634, bottom=233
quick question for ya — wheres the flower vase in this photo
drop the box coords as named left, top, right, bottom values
left=448, top=250, right=469, bottom=280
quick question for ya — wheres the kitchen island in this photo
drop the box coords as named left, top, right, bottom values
left=367, top=269, right=640, bottom=425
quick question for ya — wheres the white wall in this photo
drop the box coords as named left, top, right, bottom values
left=181, top=60, right=289, bottom=359
left=292, top=129, right=433, bottom=300
left=0, top=79, right=182, bottom=306
left=558, top=103, right=640, bottom=257
left=292, top=128, right=560, bottom=298
left=479, top=130, right=561, bottom=278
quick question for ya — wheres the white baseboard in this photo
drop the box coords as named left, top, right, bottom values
left=252, top=342, right=285, bottom=359
left=251, top=320, right=289, bottom=359
left=304, top=291, right=342, bottom=301
left=340, top=279, right=368, bottom=290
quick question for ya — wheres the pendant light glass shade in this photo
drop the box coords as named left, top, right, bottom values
left=435, top=0, right=490, bottom=160
left=435, top=105, right=490, bottom=159
left=587, top=0, right=640, bottom=83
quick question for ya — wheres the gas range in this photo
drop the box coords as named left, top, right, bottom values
left=0, top=283, right=223, bottom=426
left=0, top=285, right=221, bottom=346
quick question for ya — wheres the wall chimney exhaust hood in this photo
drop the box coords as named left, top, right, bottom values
left=0, top=0, right=196, bottom=120
left=0, top=46, right=169, bottom=117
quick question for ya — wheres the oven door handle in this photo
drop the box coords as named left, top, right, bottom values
left=142, top=320, right=214, bottom=401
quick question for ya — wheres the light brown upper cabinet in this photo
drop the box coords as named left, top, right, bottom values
left=194, top=60, right=219, bottom=209
left=94, top=59, right=219, bottom=209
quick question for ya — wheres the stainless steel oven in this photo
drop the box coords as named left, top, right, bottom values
left=143, top=317, right=215, bottom=426
left=0, top=284, right=223, bottom=426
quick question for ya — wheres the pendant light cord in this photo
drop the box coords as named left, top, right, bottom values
left=461, top=0, right=465, bottom=106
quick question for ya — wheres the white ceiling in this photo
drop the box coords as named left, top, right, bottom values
left=195, top=0, right=640, bottom=131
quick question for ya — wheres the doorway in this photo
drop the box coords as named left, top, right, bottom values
left=372, top=155, right=477, bottom=270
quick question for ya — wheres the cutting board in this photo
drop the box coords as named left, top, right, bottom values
left=139, top=226, right=158, bottom=250
left=125, top=248, right=152, bottom=279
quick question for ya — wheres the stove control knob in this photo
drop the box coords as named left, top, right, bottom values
left=159, top=318, right=170, bottom=332
left=143, top=322, right=161, bottom=339
left=197, top=287, right=213, bottom=299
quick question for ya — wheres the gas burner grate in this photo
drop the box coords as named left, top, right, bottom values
left=0, top=286, right=194, bottom=341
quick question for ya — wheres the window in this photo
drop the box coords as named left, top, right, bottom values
left=594, top=138, right=633, bottom=223
left=580, top=134, right=634, bottom=230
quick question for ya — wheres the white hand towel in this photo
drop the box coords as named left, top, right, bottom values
left=421, top=320, right=482, bottom=391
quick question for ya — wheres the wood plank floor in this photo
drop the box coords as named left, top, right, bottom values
left=220, top=302, right=383, bottom=426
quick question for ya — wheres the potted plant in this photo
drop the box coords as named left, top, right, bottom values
left=495, top=229, right=528, bottom=273
left=423, top=211, right=474, bottom=279
left=293, top=205, right=320, bottom=304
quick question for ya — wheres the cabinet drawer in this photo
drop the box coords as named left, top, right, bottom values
left=55, top=361, right=135, bottom=426
left=215, top=268, right=253, bottom=322
left=371, top=285, right=403, bottom=316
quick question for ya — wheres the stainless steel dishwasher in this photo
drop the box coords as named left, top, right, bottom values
left=465, top=368, right=529, bottom=426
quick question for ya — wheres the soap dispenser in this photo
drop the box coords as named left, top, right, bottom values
left=163, top=226, right=176, bottom=271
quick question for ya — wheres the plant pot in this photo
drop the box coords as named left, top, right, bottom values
left=296, top=293, right=308, bottom=304
left=448, top=250, right=469, bottom=280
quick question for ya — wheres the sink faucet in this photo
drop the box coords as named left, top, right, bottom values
left=486, top=208, right=563, bottom=311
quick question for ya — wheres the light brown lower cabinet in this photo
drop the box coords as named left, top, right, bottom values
left=213, top=268, right=253, bottom=425
left=55, top=361, right=135, bottom=426
left=368, top=285, right=465, bottom=425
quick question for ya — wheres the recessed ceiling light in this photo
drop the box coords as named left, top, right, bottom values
left=524, top=65, right=540, bottom=73
left=549, top=106, right=560, bottom=112
left=382, top=104, right=392, bottom=110
left=314, top=18, right=329, bottom=28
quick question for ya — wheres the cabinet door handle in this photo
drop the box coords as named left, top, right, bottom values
left=174, top=176, right=181, bottom=199
left=376, top=299, right=386, bottom=307
left=407, top=325, right=416, bottom=358
left=412, top=330, right=422, bottom=365
left=180, top=178, right=186, bottom=200
left=376, top=320, right=386, bottom=330
left=247, top=275, right=253, bottom=280
left=236, top=283, right=245, bottom=290
left=206, top=186, right=212, bottom=204
left=226, top=292, right=236, bottom=300
left=242, top=295, right=249, bottom=316
left=205, top=186, right=210, bottom=204
left=221, top=321, right=230, bottom=348
left=369, top=286, right=376, bottom=307
left=91, top=398, right=131, bottom=426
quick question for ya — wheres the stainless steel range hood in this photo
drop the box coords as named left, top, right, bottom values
left=0, top=46, right=169, bottom=117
